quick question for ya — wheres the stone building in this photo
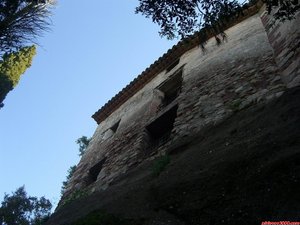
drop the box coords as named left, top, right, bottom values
left=62, top=3, right=300, bottom=201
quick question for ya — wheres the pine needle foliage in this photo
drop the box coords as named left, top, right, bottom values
left=0, top=45, right=36, bottom=108
left=0, top=0, right=55, bottom=55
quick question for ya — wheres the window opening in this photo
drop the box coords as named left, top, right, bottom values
left=110, top=120, right=120, bottom=133
left=101, top=119, right=121, bottom=141
left=166, top=58, right=180, bottom=72
left=157, top=69, right=183, bottom=109
left=146, top=105, right=178, bottom=150
left=88, top=157, right=107, bottom=183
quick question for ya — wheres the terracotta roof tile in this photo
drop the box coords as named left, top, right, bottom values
left=92, top=2, right=262, bottom=124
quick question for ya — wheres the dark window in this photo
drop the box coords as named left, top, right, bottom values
left=157, top=69, right=183, bottom=108
left=88, top=157, right=106, bottom=183
left=146, top=105, right=178, bottom=149
left=166, top=58, right=180, bottom=72
left=110, top=120, right=120, bottom=133
left=102, top=120, right=121, bottom=141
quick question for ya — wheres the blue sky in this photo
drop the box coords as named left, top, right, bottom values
left=0, top=1, right=176, bottom=207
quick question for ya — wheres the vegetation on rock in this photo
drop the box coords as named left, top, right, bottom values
left=60, top=136, right=91, bottom=196
left=151, top=154, right=171, bottom=176
left=76, top=136, right=91, bottom=157
left=71, top=210, right=135, bottom=225
left=60, top=165, right=77, bottom=196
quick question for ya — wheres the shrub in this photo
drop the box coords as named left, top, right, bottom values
left=72, top=210, right=133, bottom=225
left=151, top=155, right=171, bottom=176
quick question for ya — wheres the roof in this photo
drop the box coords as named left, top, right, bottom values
left=92, top=2, right=262, bottom=124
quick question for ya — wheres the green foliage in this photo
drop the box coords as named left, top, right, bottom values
left=229, top=99, right=242, bottom=112
left=266, top=0, right=300, bottom=21
left=71, top=210, right=134, bottom=225
left=0, top=0, right=54, bottom=108
left=0, top=45, right=36, bottom=108
left=136, top=0, right=300, bottom=41
left=61, top=165, right=77, bottom=196
left=60, top=136, right=91, bottom=196
left=0, top=0, right=54, bottom=54
left=76, top=136, right=91, bottom=156
left=136, top=0, right=243, bottom=40
left=152, top=155, right=171, bottom=176
left=62, top=189, right=89, bottom=207
left=0, top=186, right=52, bottom=225
left=0, top=46, right=36, bottom=87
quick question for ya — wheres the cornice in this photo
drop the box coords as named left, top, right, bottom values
left=92, top=1, right=263, bottom=124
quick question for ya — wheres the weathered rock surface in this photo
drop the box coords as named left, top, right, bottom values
left=47, top=86, right=300, bottom=225
left=63, top=11, right=297, bottom=198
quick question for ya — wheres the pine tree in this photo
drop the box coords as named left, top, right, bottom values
left=0, top=0, right=54, bottom=55
left=0, top=45, right=36, bottom=108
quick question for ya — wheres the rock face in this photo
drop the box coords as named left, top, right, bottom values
left=60, top=6, right=300, bottom=208
left=47, top=86, right=300, bottom=225
left=261, top=10, right=300, bottom=88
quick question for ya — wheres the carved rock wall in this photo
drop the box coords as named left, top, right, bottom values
left=261, top=11, right=300, bottom=88
left=61, top=11, right=299, bottom=201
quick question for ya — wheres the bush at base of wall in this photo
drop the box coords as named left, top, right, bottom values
left=71, top=210, right=140, bottom=225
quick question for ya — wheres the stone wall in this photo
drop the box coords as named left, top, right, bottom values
left=61, top=10, right=299, bottom=202
left=64, top=70, right=171, bottom=196
left=170, top=13, right=285, bottom=145
left=261, top=11, right=300, bottom=88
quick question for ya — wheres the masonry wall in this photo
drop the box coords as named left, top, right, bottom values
left=62, top=11, right=299, bottom=201
left=170, top=12, right=285, bottom=145
left=261, top=11, right=300, bottom=88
